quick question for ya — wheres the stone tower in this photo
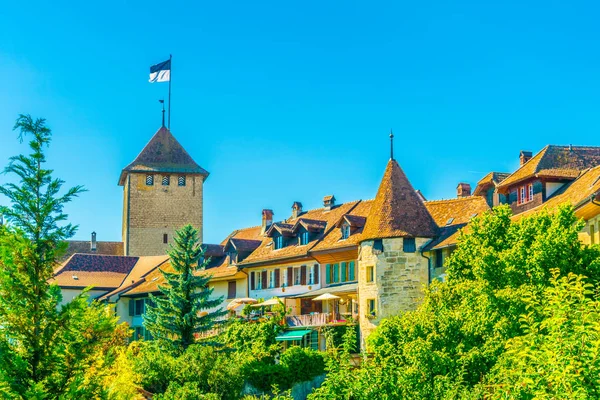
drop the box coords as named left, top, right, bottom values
left=119, top=127, right=209, bottom=256
left=358, top=158, right=438, bottom=345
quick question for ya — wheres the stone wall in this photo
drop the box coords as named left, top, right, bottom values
left=123, top=172, right=205, bottom=256
left=357, top=237, right=430, bottom=347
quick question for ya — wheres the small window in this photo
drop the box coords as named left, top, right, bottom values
left=367, top=299, right=376, bottom=317
left=274, top=236, right=284, bottom=250
left=134, top=299, right=145, bottom=316
left=294, top=267, right=301, bottom=286
left=229, top=251, right=237, bottom=264
left=162, top=175, right=170, bottom=186
left=366, top=266, right=374, bottom=283
left=146, top=175, right=154, bottom=186
left=227, top=281, right=236, bottom=299
left=373, top=239, right=383, bottom=252
left=269, top=270, right=276, bottom=288
left=435, top=249, right=443, bottom=269
left=163, top=233, right=168, bottom=244
left=519, top=186, right=526, bottom=204
left=528, top=184, right=534, bottom=202
left=178, top=176, right=186, bottom=186
left=445, top=217, right=454, bottom=226
left=403, top=238, right=416, bottom=253
left=299, top=231, right=310, bottom=245
left=341, top=224, right=351, bottom=240
left=256, top=271, right=263, bottom=290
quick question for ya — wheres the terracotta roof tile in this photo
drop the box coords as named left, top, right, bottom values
left=53, top=254, right=139, bottom=289
left=118, top=127, right=209, bottom=185
left=240, top=201, right=360, bottom=265
left=228, top=238, right=262, bottom=252
left=498, top=145, right=600, bottom=191
left=311, top=200, right=373, bottom=253
left=424, top=196, right=490, bottom=227
left=473, top=172, right=510, bottom=196
left=361, top=160, right=438, bottom=241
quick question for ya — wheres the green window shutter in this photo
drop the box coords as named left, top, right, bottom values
left=349, top=261, right=355, bottom=281
left=129, top=299, right=134, bottom=316
left=325, top=264, right=331, bottom=284
left=341, top=262, right=347, bottom=282
left=333, top=263, right=339, bottom=283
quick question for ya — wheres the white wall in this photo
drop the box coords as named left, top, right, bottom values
left=248, top=261, right=322, bottom=308
left=59, top=288, right=108, bottom=306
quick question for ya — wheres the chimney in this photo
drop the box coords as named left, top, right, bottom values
left=91, top=231, right=97, bottom=252
left=291, top=202, right=303, bottom=219
left=323, top=195, right=336, bottom=211
left=456, top=183, right=471, bottom=198
left=261, top=209, right=274, bottom=234
left=519, top=150, right=532, bottom=166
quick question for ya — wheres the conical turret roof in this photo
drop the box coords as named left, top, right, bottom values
left=361, top=159, right=438, bottom=241
left=118, top=127, right=209, bottom=185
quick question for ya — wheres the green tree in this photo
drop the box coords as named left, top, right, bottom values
left=0, top=115, right=125, bottom=398
left=144, top=224, right=226, bottom=351
left=485, top=271, right=600, bottom=399
left=310, top=205, right=600, bottom=399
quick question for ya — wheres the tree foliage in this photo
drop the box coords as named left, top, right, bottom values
left=143, top=224, right=226, bottom=351
left=0, top=115, right=126, bottom=398
left=310, top=205, right=600, bottom=399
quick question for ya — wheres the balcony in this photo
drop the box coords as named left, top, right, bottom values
left=286, top=312, right=355, bottom=327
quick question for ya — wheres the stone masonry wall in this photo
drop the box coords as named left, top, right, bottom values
left=123, top=172, right=204, bottom=256
left=358, top=237, right=430, bottom=347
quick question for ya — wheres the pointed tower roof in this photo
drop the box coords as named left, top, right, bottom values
left=118, top=127, right=209, bottom=185
left=361, top=159, right=438, bottom=241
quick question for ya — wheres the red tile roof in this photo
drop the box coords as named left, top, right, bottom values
left=361, top=160, right=438, bottom=241
left=118, top=127, right=209, bottom=185
left=53, top=254, right=139, bottom=289
left=497, top=145, right=600, bottom=191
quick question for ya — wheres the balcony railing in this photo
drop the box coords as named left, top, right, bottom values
left=287, top=313, right=329, bottom=327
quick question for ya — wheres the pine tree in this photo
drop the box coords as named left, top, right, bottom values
left=144, top=224, right=226, bottom=351
left=0, top=115, right=125, bottom=398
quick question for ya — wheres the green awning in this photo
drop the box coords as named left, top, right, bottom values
left=275, top=329, right=312, bottom=341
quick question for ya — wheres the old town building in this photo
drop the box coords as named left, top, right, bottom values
left=52, top=126, right=600, bottom=348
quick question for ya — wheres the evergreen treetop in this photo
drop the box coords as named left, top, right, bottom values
left=144, top=224, right=226, bottom=351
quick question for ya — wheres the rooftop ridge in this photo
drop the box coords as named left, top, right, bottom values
left=424, top=196, right=486, bottom=205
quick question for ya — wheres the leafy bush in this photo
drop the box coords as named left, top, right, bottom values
left=280, top=346, right=325, bottom=384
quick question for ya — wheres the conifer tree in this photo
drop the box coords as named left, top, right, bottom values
left=0, top=115, right=125, bottom=398
left=144, top=224, right=226, bottom=351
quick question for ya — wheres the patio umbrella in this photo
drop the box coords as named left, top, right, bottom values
left=312, top=293, right=341, bottom=321
left=226, top=297, right=257, bottom=311
left=252, top=297, right=282, bottom=307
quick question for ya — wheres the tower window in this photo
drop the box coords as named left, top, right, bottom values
left=403, top=238, right=416, bottom=253
left=178, top=176, right=186, bottom=186
left=146, top=175, right=154, bottom=186
left=162, top=175, right=170, bottom=186
left=163, top=234, right=168, bottom=244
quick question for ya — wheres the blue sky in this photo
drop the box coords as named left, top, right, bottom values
left=1, top=0, right=599, bottom=244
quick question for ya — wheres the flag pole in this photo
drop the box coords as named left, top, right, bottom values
left=168, top=54, right=172, bottom=129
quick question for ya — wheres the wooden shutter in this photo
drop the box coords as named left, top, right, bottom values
left=250, top=271, right=256, bottom=290
left=333, top=263, right=339, bottom=282
left=325, top=264, right=331, bottom=284
left=129, top=299, right=134, bottom=316
left=274, top=269, right=280, bottom=287
left=314, top=264, right=319, bottom=284
left=287, top=267, right=293, bottom=286
left=349, top=261, right=355, bottom=281
left=341, top=262, right=347, bottom=282
left=300, top=265, right=307, bottom=285
left=228, top=281, right=236, bottom=299
left=261, top=270, right=268, bottom=288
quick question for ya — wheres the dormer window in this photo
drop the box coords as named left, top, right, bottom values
left=341, top=223, right=351, bottom=240
left=146, top=175, right=154, bottom=186
left=178, top=176, right=186, bottom=186
left=229, top=251, right=237, bottom=264
left=299, top=231, right=310, bottom=245
left=274, top=235, right=284, bottom=250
